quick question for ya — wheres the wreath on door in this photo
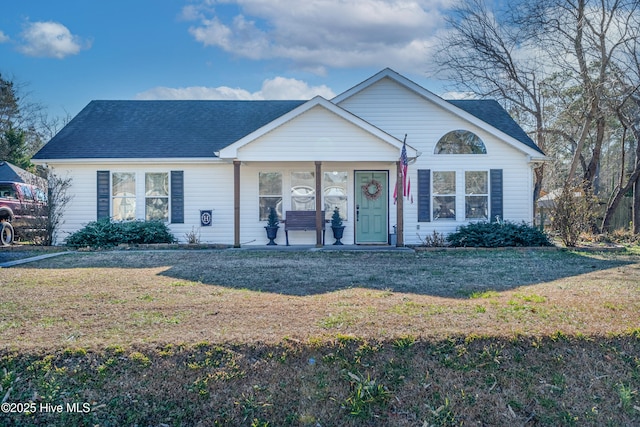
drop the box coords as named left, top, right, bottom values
left=361, top=179, right=383, bottom=201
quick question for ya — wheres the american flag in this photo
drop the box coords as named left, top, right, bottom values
left=394, top=135, right=412, bottom=203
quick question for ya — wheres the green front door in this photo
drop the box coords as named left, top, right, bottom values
left=355, top=171, right=388, bottom=244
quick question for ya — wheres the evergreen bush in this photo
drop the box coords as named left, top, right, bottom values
left=447, top=221, right=552, bottom=247
left=65, top=219, right=176, bottom=248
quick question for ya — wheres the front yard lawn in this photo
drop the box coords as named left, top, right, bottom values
left=1, top=249, right=639, bottom=426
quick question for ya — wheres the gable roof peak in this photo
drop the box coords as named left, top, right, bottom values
left=333, top=68, right=543, bottom=156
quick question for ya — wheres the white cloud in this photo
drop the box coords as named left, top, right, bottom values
left=182, top=0, right=454, bottom=74
left=441, top=91, right=478, bottom=100
left=0, top=30, right=9, bottom=43
left=135, top=76, right=336, bottom=100
left=18, top=21, right=89, bottom=59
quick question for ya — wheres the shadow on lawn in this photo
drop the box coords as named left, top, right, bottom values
left=20, top=248, right=636, bottom=298
left=153, top=249, right=634, bottom=298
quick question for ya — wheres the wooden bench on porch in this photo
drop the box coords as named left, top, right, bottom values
left=283, top=210, right=325, bottom=246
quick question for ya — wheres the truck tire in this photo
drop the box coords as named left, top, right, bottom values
left=1, top=221, right=14, bottom=246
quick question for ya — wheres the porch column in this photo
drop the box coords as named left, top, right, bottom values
left=315, top=161, right=323, bottom=247
left=396, top=160, right=404, bottom=247
left=233, top=160, right=241, bottom=248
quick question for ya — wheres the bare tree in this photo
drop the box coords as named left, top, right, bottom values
left=436, top=0, right=640, bottom=232
left=601, top=50, right=640, bottom=232
left=24, top=171, right=73, bottom=246
left=520, top=0, right=640, bottom=189
left=43, top=172, right=73, bottom=246
left=435, top=0, right=548, bottom=206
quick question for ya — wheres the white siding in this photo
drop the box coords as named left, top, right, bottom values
left=239, top=162, right=397, bottom=246
left=237, top=106, right=399, bottom=162
left=338, top=77, right=535, bottom=244
left=48, top=162, right=235, bottom=245
left=46, top=75, right=535, bottom=247
left=49, top=160, right=399, bottom=247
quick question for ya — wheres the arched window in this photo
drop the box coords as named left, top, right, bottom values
left=435, top=130, right=487, bottom=154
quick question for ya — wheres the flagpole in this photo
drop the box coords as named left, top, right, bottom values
left=396, top=159, right=404, bottom=247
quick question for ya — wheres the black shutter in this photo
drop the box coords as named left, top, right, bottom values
left=97, top=171, right=110, bottom=220
left=490, top=169, right=503, bottom=222
left=171, top=171, right=184, bottom=224
left=417, top=169, right=431, bottom=222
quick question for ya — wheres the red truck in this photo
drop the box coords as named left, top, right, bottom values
left=0, top=181, right=48, bottom=245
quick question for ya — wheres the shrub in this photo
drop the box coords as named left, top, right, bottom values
left=65, top=219, right=176, bottom=248
left=447, top=221, right=552, bottom=247
left=417, top=230, right=447, bottom=247
left=550, top=185, right=597, bottom=247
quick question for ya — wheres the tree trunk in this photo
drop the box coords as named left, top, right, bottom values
left=634, top=174, right=640, bottom=234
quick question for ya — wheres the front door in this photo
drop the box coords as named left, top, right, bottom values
left=355, top=171, right=388, bottom=244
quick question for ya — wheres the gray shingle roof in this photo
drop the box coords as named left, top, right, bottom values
left=447, top=99, right=543, bottom=154
left=34, top=97, right=542, bottom=160
left=33, top=100, right=306, bottom=160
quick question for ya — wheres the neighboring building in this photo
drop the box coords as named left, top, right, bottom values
left=0, top=161, right=45, bottom=186
left=32, top=68, right=545, bottom=246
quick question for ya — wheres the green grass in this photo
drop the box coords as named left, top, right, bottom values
left=1, top=248, right=639, bottom=425
left=1, top=336, right=638, bottom=426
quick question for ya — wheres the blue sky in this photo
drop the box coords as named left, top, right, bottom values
left=1, top=0, right=454, bottom=121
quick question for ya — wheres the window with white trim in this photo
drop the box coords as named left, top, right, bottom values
left=259, top=172, right=282, bottom=220
left=435, top=130, right=487, bottom=154
left=112, top=172, right=136, bottom=221
left=433, top=171, right=456, bottom=220
left=291, top=171, right=315, bottom=211
left=145, top=173, right=169, bottom=221
left=465, top=171, right=488, bottom=220
left=324, top=171, right=347, bottom=220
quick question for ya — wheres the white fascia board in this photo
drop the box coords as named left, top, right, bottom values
left=334, top=68, right=543, bottom=158
left=31, top=157, right=225, bottom=166
left=218, top=95, right=418, bottom=159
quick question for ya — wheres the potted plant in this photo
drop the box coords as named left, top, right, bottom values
left=331, top=207, right=345, bottom=245
left=264, top=206, right=279, bottom=245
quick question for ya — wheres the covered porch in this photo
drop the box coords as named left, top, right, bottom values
left=229, top=160, right=409, bottom=247
left=215, top=97, right=419, bottom=248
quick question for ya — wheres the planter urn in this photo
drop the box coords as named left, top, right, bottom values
left=331, top=225, right=345, bottom=245
left=265, top=225, right=279, bottom=245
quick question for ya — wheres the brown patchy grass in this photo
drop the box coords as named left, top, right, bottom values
left=1, top=248, right=639, bottom=349
left=1, top=248, right=639, bottom=426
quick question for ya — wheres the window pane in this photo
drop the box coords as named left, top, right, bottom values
left=112, top=172, right=136, bottom=221
left=112, top=172, right=135, bottom=197
left=324, top=171, right=347, bottom=188
left=259, top=197, right=282, bottom=221
left=146, top=173, right=168, bottom=196
left=259, top=172, right=282, bottom=195
left=325, top=197, right=347, bottom=220
left=466, top=196, right=488, bottom=219
left=113, top=196, right=136, bottom=221
left=435, top=130, right=487, bottom=154
left=433, top=196, right=456, bottom=220
left=465, top=171, right=488, bottom=194
left=433, top=171, right=456, bottom=194
left=324, top=171, right=347, bottom=220
left=146, top=198, right=169, bottom=221
left=291, top=171, right=315, bottom=211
